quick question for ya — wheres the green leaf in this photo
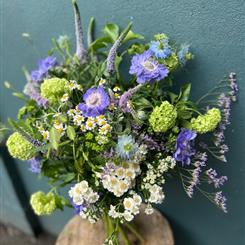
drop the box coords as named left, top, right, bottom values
left=123, top=30, right=144, bottom=43
left=87, top=17, right=95, bottom=46
left=12, top=92, right=28, bottom=101
left=62, top=173, right=76, bottom=184
left=67, top=126, right=76, bottom=141
left=74, top=159, right=84, bottom=174
left=178, top=83, right=191, bottom=102
left=168, top=92, right=178, bottom=104
left=115, top=55, right=123, bottom=79
left=49, top=127, right=61, bottom=150
left=103, top=23, right=119, bottom=42
left=88, top=36, right=112, bottom=52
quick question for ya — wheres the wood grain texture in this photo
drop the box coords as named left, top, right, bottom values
left=56, top=205, right=174, bottom=245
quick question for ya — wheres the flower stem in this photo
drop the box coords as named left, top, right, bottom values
left=119, top=224, right=131, bottom=245
left=124, top=222, right=144, bottom=243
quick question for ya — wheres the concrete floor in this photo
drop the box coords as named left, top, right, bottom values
left=0, top=224, right=56, bottom=245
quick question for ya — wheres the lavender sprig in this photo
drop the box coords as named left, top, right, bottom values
left=106, top=22, right=132, bottom=75
left=206, top=168, right=228, bottom=189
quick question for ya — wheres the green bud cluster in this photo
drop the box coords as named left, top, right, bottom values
left=190, top=108, right=222, bottom=134
left=30, top=191, right=57, bottom=216
left=6, top=132, right=35, bottom=160
left=40, top=78, right=69, bottom=104
left=149, top=101, right=177, bottom=133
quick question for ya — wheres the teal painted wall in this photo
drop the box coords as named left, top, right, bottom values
left=0, top=0, right=244, bottom=244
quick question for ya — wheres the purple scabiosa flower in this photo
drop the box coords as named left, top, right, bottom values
left=31, top=56, right=57, bottom=82
left=78, top=86, right=110, bottom=117
left=149, top=40, right=172, bottom=59
left=129, top=50, right=169, bottom=84
left=174, top=128, right=197, bottom=166
left=28, top=157, right=41, bottom=174
left=206, top=168, right=228, bottom=188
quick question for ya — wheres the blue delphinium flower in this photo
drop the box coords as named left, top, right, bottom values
left=31, top=56, right=57, bottom=82
left=28, top=157, right=42, bottom=174
left=70, top=199, right=87, bottom=215
left=129, top=50, right=169, bottom=84
left=177, top=44, right=190, bottom=66
left=78, top=86, right=110, bottom=117
left=149, top=40, right=172, bottom=59
left=116, top=135, right=138, bottom=159
left=174, top=128, right=197, bottom=166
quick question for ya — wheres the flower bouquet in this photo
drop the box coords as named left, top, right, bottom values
left=4, top=1, right=238, bottom=244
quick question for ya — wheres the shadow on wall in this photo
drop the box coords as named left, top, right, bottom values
left=0, top=146, right=43, bottom=236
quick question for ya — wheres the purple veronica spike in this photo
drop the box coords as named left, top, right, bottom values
left=73, top=0, right=87, bottom=63
left=119, top=84, right=143, bottom=112
left=174, top=128, right=197, bottom=166
left=78, top=86, right=110, bottom=117
left=129, top=50, right=169, bottom=84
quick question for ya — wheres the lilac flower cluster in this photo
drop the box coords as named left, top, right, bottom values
left=206, top=168, right=228, bottom=188
left=31, top=56, right=57, bottom=82
left=138, top=133, right=161, bottom=151
left=214, top=191, right=227, bottom=213
left=174, top=128, right=197, bottom=166
left=129, top=50, right=169, bottom=84
left=28, top=157, right=42, bottom=174
left=186, top=152, right=207, bottom=198
left=213, top=73, right=238, bottom=160
left=24, top=82, right=48, bottom=108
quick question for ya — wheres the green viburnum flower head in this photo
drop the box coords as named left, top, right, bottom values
left=40, top=77, right=69, bottom=104
left=154, top=33, right=168, bottom=41
left=149, top=101, right=177, bottom=132
left=6, top=132, right=35, bottom=160
left=190, top=108, right=222, bottom=134
left=30, top=191, right=57, bottom=216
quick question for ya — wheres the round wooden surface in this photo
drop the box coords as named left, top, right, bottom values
left=56, top=206, right=174, bottom=245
